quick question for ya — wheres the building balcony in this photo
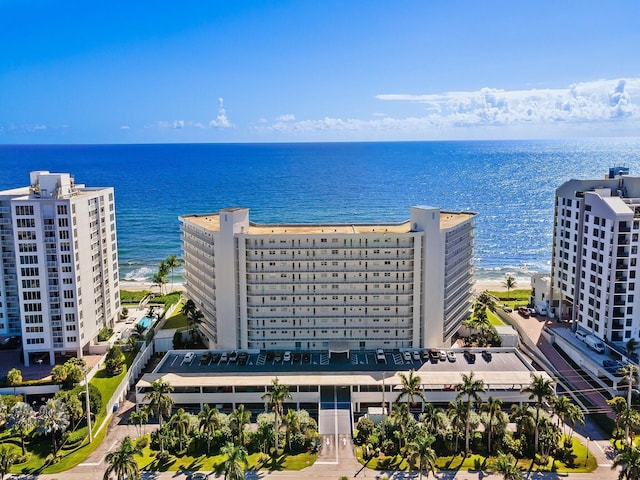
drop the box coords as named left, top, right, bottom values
left=612, top=320, right=625, bottom=330
left=616, top=260, right=629, bottom=269
left=615, top=274, right=628, bottom=282
left=613, top=297, right=626, bottom=306
left=615, top=285, right=627, bottom=294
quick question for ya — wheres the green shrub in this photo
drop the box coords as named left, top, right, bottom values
left=97, top=326, right=114, bottom=342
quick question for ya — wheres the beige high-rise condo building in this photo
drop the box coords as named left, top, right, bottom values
left=180, top=206, right=475, bottom=351
left=0, top=171, right=120, bottom=365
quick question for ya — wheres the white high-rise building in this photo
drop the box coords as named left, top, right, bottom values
left=180, top=206, right=475, bottom=351
left=0, top=171, right=120, bottom=365
left=551, top=167, right=640, bottom=346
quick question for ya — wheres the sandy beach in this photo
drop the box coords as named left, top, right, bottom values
left=118, top=278, right=529, bottom=295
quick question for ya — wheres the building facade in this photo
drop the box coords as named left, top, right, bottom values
left=181, top=206, right=475, bottom=350
left=0, top=171, right=120, bottom=365
left=551, top=168, right=640, bottom=347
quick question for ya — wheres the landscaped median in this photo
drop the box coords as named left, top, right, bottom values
left=355, top=435, right=597, bottom=475
left=4, top=350, right=137, bottom=475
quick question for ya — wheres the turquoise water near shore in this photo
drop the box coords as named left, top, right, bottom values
left=1, top=139, right=639, bottom=283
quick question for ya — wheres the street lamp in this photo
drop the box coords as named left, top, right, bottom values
left=586, top=436, right=590, bottom=466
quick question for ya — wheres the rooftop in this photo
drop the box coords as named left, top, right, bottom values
left=182, top=210, right=475, bottom=235
left=139, top=347, right=545, bottom=388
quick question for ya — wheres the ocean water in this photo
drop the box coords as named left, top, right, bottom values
left=1, top=139, right=639, bottom=284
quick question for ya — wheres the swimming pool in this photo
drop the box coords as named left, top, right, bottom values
left=138, top=316, right=154, bottom=329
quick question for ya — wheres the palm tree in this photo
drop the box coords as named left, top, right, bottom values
left=552, top=395, right=571, bottom=437
left=407, top=432, right=437, bottom=479
left=613, top=444, right=640, bottom=480
left=169, top=408, right=192, bottom=451
left=198, top=404, right=221, bottom=454
left=7, top=402, right=35, bottom=455
left=456, top=371, right=486, bottom=452
left=396, top=369, right=427, bottom=411
left=447, top=399, right=467, bottom=453
left=103, top=436, right=141, bottom=480
left=0, top=448, right=13, bottom=480
left=229, top=404, right=251, bottom=447
left=494, top=452, right=523, bottom=480
left=419, top=403, right=449, bottom=439
left=283, top=409, right=299, bottom=453
left=188, top=309, right=204, bottom=343
left=627, top=338, right=639, bottom=359
left=480, top=396, right=503, bottom=455
left=129, top=408, right=148, bottom=437
left=221, top=442, right=248, bottom=480
left=609, top=396, right=640, bottom=446
left=261, top=377, right=291, bottom=456
left=510, top=404, right=536, bottom=439
left=6, top=368, right=21, bottom=397
left=565, top=403, right=584, bottom=442
left=502, top=274, right=517, bottom=299
left=165, top=254, right=180, bottom=293
left=390, top=401, right=411, bottom=451
left=181, top=298, right=197, bottom=319
left=143, top=378, right=174, bottom=451
left=37, top=398, right=70, bottom=455
left=0, top=446, right=16, bottom=480
left=522, top=373, right=555, bottom=454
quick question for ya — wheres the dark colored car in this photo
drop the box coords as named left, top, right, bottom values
left=482, top=350, right=492, bottom=362
left=463, top=350, right=476, bottom=363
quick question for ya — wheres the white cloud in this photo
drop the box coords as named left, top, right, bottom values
left=375, top=78, right=640, bottom=126
left=255, top=78, right=640, bottom=139
left=276, top=114, right=296, bottom=122
left=208, top=98, right=233, bottom=128
left=120, top=125, right=130, bottom=130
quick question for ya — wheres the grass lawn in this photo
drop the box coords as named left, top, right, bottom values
left=120, top=289, right=152, bottom=305
left=355, top=437, right=596, bottom=474
left=487, top=310, right=506, bottom=326
left=136, top=438, right=317, bottom=473
left=162, top=313, right=188, bottom=330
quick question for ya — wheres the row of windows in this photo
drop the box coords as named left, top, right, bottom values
left=15, top=205, right=34, bottom=216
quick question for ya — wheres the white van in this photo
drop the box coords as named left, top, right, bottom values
left=585, top=334, right=605, bottom=353
left=575, top=330, right=587, bottom=342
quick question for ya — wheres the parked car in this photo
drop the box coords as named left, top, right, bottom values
left=528, top=307, right=537, bottom=316
left=403, top=351, right=412, bottom=362
left=376, top=348, right=386, bottom=363
left=229, top=351, right=238, bottom=362
left=413, top=351, right=421, bottom=361
left=429, top=349, right=440, bottom=362
left=517, top=306, right=530, bottom=318
left=447, top=351, right=457, bottom=362
left=238, top=351, right=248, bottom=365
left=200, top=352, right=211, bottom=365
left=220, top=352, right=228, bottom=363
left=274, top=351, right=282, bottom=362
left=463, top=350, right=476, bottom=363
left=190, top=473, right=209, bottom=480
left=439, top=350, right=447, bottom=361
left=537, top=307, right=548, bottom=316
left=482, top=350, right=492, bottom=362
left=283, top=351, right=291, bottom=362
left=303, top=351, right=311, bottom=362
left=183, top=351, right=195, bottom=364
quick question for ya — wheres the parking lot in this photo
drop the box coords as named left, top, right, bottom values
left=155, top=347, right=532, bottom=377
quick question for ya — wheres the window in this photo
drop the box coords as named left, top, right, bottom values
left=15, top=205, right=34, bottom=216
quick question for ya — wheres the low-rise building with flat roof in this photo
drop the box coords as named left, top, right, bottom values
left=135, top=347, right=550, bottom=427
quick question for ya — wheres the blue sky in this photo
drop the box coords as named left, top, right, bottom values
left=1, top=0, right=639, bottom=144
